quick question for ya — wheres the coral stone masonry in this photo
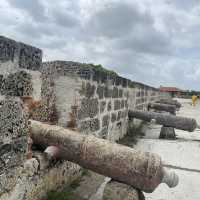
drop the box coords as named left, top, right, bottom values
left=0, top=36, right=169, bottom=200
left=0, top=36, right=42, bottom=73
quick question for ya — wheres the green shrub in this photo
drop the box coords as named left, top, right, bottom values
left=86, top=63, right=118, bottom=77
left=46, top=188, right=74, bottom=200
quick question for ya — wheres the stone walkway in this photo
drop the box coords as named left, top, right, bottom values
left=135, top=98, right=200, bottom=200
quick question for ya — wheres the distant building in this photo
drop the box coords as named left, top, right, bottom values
left=159, top=86, right=183, bottom=97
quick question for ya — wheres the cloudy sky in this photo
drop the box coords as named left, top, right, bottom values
left=1, top=0, right=200, bottom=90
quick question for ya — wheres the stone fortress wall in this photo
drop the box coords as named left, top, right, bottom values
left=0, top=36, right=170, bottom=200
left=39, top=61, right=167, bottom=142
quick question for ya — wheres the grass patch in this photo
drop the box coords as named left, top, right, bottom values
left=46, top=168, right=90, bottom=200
left=46, top=177, right=82, bottom=200
left=86, top=63, right=118, bottom=77
left=46, top=179, right=81, bottom=200
left=81, top=168, right=89, bottom=176
left=46, top=187, right=74, bottom=200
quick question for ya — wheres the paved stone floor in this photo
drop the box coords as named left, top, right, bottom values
left=58, top=98, right=200, bottom=200
left=135, top=98, right=200, bottom=200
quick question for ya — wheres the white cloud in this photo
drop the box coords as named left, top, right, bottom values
left=1, top=0, right=200, bottom=90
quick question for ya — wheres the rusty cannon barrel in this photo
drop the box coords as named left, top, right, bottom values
left=156, top=99, right=181, bottom=109
left=30, top=120, right=179, bottom=193
left=148, top=103, right=176, bottom=114
left=129, top=110, right=197, bottom=132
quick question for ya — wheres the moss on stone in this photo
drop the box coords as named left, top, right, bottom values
left=118, top=121, right=146, bottom=147
left=86, top=63, right=118, bottom=78
left=46, top=168, right=90, bottom=200
left=46, top=189, right=74, bottom=200
left=46, top=178, right=82, bottom=200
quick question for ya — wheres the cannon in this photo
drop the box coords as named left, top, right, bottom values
left=129, top=110, right=197, bottom=132
left=148, top=103, right=176, bottom=115
left=147, top=103, right=178, bottom=138
left=156, top=99, right=181, bottom=109
left=128, top=110, right=197, bottom=139
left=29, top=120, right=179, bottom=193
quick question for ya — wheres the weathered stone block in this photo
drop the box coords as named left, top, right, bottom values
left=119, top=89, right=123, bottom=97
left=97, top=85, right=104, bottom=99
left=1, top=143, right=24, bottom=169
left=114, top=100, right=121, bottom=110
left=136, top=105, right=143, bottom=110
left=0, top=98, right=28, bottom=141
left=104, top=86, right=112, bottom=98
left=141, top=98, right=145, bottom=103
left=0, top=98, right=27, bottom=183
left=102, top=114, right=110, bottom=127
left=90, top=118, right=100, bottom=131
left=122, top=78, right=128, bottom=87
left=18, top=42, right=42, bottom=70
left=136, top=92, right=140, bottom=97
left=1, top=71, right=33, bottom=96
left=79, top=82, right=95, bottom=98
left=85, top=82, right=95, bottom=98
left=111, top=113, right=117, bottom=122
left=24, top=158, right=39, bottom=176
left=79, top=120, right=90, bottom=131
left=107, top=101, right=112, bottom=111
left=0, top=168, right=21, bottom=196
left=12, top=137, right=27, bottom=153
left=136, top=99, right=141, bottom=105
left=0, top=143, right=11, bottom=156
left=115, top=77, right=122, bottom=86
left=0, top=36, right=42, bottom=71
left=112, top=87, right=118, bottom=98
left=78, top=98, right=99, bottom=119
left=117, top=111, right=122, bottom=121
left=79, top=82, right=86, bottom=96
left=121, top=100, right=125, bottom=108
left=124, top=91, right=129, bottom=98
left=121, top=110, right=128, bottom=118
left=0, top=75, right=3, bottom=89
left=100, top=101, right=106, bottom=113
left=79, top=118, right=100, bottom=132
left=0, top=36, right=17, bottom=62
